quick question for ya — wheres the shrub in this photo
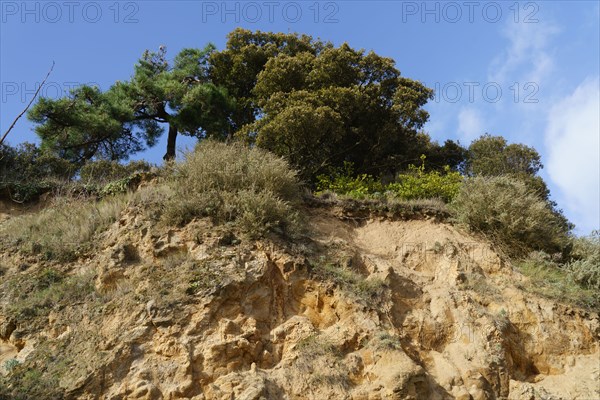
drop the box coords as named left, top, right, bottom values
left=0, top=143, right=76, bottom=181
left=450, top=176, right=570, bottom=257
left=0, top=194, right=130, bottom=260
left=0, top=143, right=76, bottom=202
left=0, top=366, right=63, bottom=400
left=293, top=335, right=349, bottom=389
left=566, top=231, right=600, bottom=290
left=316, top=162, right=383, bottom=198
left=316, top=157, right=462, bottom=202
left=159, top=141, right=302, bottom=238
left=369, top=331, right=402, bottom=351
left=311, top=262, right=386, bottom=303
left=79, top=159, right=152, bottom=184
left=387, top=155, right=463, bottom=202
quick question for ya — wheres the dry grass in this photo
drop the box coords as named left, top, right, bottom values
left=0, top=193, right=131, bottom=261
left=157, top=141, right=303, bottom=239
left=309, top=192, right=449, bottom=221
left=515, top=253, right=599, bottom=310
left=294, top=335, right=350, bottom=390
left=311, top=261, right=387, bottom=303
left=566, top=232, right=600, bottom=290
left=450, top=176, right=569, bottom=257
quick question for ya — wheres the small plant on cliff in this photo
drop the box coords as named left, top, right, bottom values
left=311, top=261, right=386, bottom=303
left=370, top=331, right=402, bottom=350
left=294, top=335, right=350, bottom=389
left=516, top=251, right=598, bottom=310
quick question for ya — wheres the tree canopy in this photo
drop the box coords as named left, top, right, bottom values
left=28, top=45, right=233, bottom=163
left=208, top=29, right=325, bottom=132
left=234, top=38, right=434, bottom=179
left=465, top=134, right=542, bottom=177
left=464, top=134, right=550, bottom=199
left=27, top=29, right=441, bottom=178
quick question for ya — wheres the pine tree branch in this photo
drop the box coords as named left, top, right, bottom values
left=0, top=61, right=55, bottom=146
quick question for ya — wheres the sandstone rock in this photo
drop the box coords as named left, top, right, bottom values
left=1, top=208, right=598, bottom=400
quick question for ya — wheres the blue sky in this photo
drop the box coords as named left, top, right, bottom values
left=1, top=0, right=599, bottom=234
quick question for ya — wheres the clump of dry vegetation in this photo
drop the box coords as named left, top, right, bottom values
left=516, top=250, right=599, bottom=310
left=450, top=176, right=570, bottom=257
left=153, top=140, right=303, bottom=239
left=0, top=194, right=131, bottom=261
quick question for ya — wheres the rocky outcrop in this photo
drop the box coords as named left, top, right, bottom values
left=0, top=206, right=598, bottom=399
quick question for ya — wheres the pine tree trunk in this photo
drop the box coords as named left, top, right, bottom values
left=164, top=124, right=177, bottom=161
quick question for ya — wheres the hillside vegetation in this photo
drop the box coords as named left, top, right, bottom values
left=0, top=29, right=598, bottom=399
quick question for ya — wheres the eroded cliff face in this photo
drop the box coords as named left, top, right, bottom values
left=0, top=202, right=598, bottom=400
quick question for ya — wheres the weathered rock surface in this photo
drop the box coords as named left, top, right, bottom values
left=0, top=205, right=598, bottom=399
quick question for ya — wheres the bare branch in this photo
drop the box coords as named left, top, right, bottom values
left=0, top=61, right=55, bottom=146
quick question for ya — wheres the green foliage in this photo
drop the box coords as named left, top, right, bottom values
left=0, top=194, right=130, bottom=261
left=0, top=143, right=75, bottom=180
left=387, top=155, right=463, bottom=202
left=450, top=176, right=570, bottom=257
left=465, top=134, right=543, bottom=177
left=210, top=28, right=322, bottom=131
left=97, top=176, right=135, bottom=197
left=422, top=137, right=468, bottom=172
left=316, top=162, right=383, bottom=198
left=28, top=84, right=155, bottom=164
left=317, top=157, right=462, bottom=202
left=2, top=359, right=19, bottom=372
left=464, top=134, right=552, bottom=201
left=227, top=31, right=433, bottom=180
left=28, top=44, right=233, bottom=162
left=26, top=28, right=439, bottom=178
left=79, top=159, right=152, bottom=184
left=154, top=141, right=302, bottom=239
left=0, top=143, right=76, bottom=202
left=464, top=135, right=572, bottom=235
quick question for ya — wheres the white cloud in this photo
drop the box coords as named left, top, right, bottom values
left=489, top=21, right=560, bottom=86
left=545, top=76, right=600, bottom=233
left=457, top=107, right=484, bottom=142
